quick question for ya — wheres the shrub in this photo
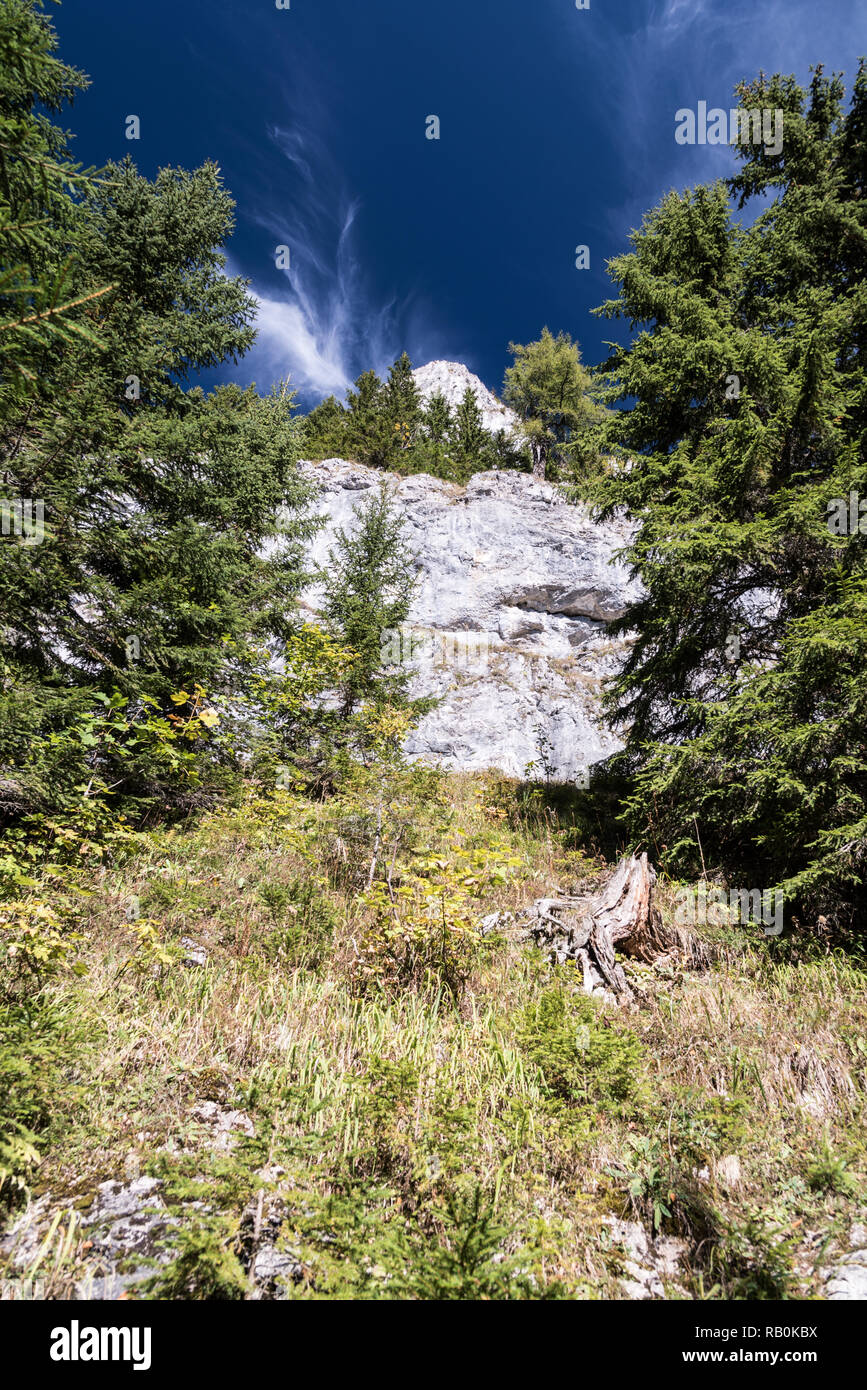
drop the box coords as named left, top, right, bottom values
left=258, top=877, right=336, bottom=970
left=144, top=1222, right=249, bottom=1300
left=806, top=1139, right=859, bottom=1197
left=390, top=1184, right=562, bottom=1300
left=518, top=982, right=645, bottom=1115
left=0, top=996, right=83, bottom=1209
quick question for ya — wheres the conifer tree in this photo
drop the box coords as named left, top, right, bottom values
left=383, top=351, right=422, bottom=461
left=0, top=0, right=313, bottom=813
left=0, top=0, right=110, bottom=391
left=303, top=394, right=348, bottom=460
left=344, top=369, right=390, bottom=467
left=415, top=389, right=453, bottom=478
left=503, top=328, right=597, bottom=480
left=322, top=484, right=417, bottom=716
left=423, top=389, right=452, bottom=449
left=594, top=64, right=867, bottom=924
left=448, top=385, right=494, bottom=480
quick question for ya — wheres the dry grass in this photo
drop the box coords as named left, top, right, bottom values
left=2, top=769, right=865, bottom=1299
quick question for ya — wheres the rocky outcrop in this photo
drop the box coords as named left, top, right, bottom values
left=300, top=459, right=640, bottom=783
left=603, top=1217, right=688, bottom=1300
left=0, top=1176, right=175, bottom=1300
left=822, top=1223, right=867, bottom=1300
left=412, top=359, right=518, bottom=436
left=0, top=1106, right=302, bottom=1302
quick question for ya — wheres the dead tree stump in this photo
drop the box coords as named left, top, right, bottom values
left=526, top=852, right=669, bottom=999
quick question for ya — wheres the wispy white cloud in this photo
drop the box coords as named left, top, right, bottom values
left=654, top=0, right=712, bottom=35
left=589, top=0, right=863, bottom=245
left=236, top=120, right=422, bottom=404
left=252, top=291, right=353, bottom=400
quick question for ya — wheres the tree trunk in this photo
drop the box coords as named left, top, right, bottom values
left=531, top=440, right=546, bottom=480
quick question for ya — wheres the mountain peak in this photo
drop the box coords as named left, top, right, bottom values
left=412, top=359, right=517, bottom=436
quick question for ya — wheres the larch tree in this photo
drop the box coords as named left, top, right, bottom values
left=503, top=328, right=597, bottom=480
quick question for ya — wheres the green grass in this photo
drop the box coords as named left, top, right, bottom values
left=1, top=767, right=865, bottom=1298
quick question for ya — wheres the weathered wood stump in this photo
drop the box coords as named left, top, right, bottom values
left=526, top=852, right=670, bottom=999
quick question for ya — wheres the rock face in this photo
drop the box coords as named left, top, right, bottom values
left=412, top=359, right=518, bottom=437
left=603, top=1217, right=688, bottom=1300
left=300, top=458, right=640, bottom=783
left=823, top=1223, right=867, bottom=1300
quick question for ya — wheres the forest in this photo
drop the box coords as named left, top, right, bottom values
left=0, top=0, right=865, bottom=1306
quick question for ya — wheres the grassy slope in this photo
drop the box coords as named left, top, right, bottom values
left=1, top=766, right=865, bottom=1299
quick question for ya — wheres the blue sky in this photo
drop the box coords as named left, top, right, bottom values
left=55, top=0, right=864, bottom=408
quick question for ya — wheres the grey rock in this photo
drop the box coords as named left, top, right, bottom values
left=179, top=935, right=208, bottom=967
left=75, top=1176, right=175, bottom=1300
left=604, top=1216, right=687, bottom=1300
left=824, top=1251, right=867, bottom=1300
left=0, top=1175, right=173, bottom=1297
left=848, top=1222, right=867, bottom=1249
left=87, top=1174, right=163, bottom=1228
left=190, top=1101, right=255, bottom=1150
left=299, top=459, right=640, bottom=782
left=0, top=1194, right=54, bottom=1269
left=249, top=1245, right=303, bottom=1299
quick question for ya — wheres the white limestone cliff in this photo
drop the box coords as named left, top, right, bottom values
left=299, top=455, right=640, bottom=783
left=411, top=359, right=518, bottom=437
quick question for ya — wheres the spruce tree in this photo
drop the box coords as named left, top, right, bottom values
left=344, top=369, right=390, bottom=467
left=452, top=386, right=494, bottom=480
left=408, top=389, right=453, bottom=478
left=303, top=394, right=348, bottom=460
left=423, top=390, right=452, bottom=449
left=382, top=351, right=422, bottom=462
left=0, top=1, right=313, bottom=814
left=594, top=64, right=867, bottom=925
left=0, top=0, right=110, bottom=391
left=322, top=484, right=417, bottom=717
